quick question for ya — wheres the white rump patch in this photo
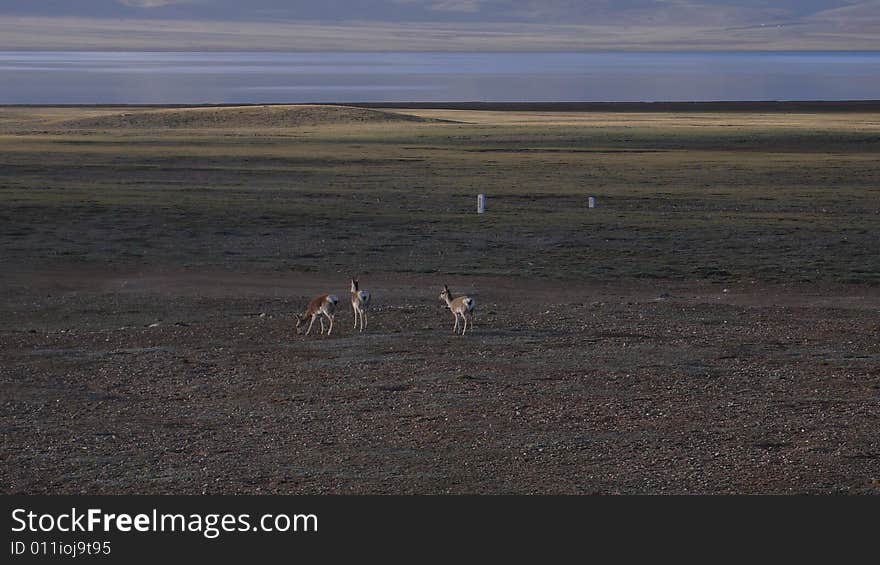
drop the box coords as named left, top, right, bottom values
left=327, top=295, right=339, bottom=304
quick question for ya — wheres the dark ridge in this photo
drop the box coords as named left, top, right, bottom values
left=57, top=105, right=444, bottom=130
left=4, top=101, right=880, bottom=113
left=350, top=101, right=880, bottom=113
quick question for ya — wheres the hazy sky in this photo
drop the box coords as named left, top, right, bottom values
left=0, top=1, right=868, bottom=24
left=0, top=1, right=877, bottom=50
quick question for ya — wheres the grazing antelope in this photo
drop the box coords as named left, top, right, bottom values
left=295, top=294, right=338, bottom=336
left=439, top=284, right=476, bottom=335
left=350, top=277, right=371, bottom=332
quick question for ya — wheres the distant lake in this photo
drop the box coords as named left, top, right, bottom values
left=1, top=51, right=879, bottom=104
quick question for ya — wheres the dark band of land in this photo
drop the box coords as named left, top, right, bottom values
left=5, top=100, right=880, bottom=113
left=354, top=100, right=880, bottom=113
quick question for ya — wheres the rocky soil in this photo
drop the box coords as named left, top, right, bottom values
left=3, top=267, right=878, bottom=494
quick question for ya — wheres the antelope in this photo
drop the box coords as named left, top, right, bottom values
left=439, top=284, right=476, bottom=335
left=350, top=277, right=371, bottom=332
left=295, top=294, right=338, bottom=336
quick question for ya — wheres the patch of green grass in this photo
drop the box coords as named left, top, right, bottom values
left=1, top=111, right=879, bottom=284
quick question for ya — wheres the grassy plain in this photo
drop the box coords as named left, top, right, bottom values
left=2, top=106, right=879, bottom=284
left=2, top=106, right=879, bottom=494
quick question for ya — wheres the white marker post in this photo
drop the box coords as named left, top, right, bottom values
left=588, top=196, right=596, bottom=209
left=477, top=193, right=486, bottom=214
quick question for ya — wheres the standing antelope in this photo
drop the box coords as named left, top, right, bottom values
left=439, top=284, right=476, bottom=335
left=295, top=294, right=338, bottom=336
left=350, top=277, right=371, bottom=332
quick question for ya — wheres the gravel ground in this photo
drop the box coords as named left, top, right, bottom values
left=2, top=268, right=879, bottom=494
